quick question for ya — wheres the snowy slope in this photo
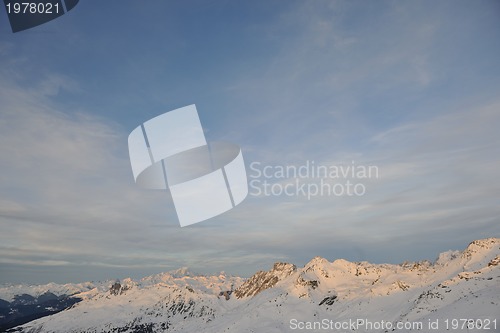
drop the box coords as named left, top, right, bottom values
left=7, top=238, right=500, bottom=333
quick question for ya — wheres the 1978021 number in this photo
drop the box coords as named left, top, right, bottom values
left=444, top=319, right=497, bottom=330
left=6, top=2, right=60, bottom=14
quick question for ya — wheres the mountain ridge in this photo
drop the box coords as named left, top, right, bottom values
left=3, top=237, right=499, bottom=333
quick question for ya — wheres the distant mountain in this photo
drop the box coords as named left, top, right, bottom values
left=4, top=238, right=499, bottom=333
left=0, top=292, right=81, bottom=331
left=0, top=281, right=99, bottom=303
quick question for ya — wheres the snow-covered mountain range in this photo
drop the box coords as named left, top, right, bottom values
left=3, top=238, right=499, bottom=333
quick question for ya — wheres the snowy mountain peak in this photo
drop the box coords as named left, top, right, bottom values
left=459, top=237, right=500, bottom=271
left=304, top=256, right=329, bottom=268
left=435, top=250, right=461, bottom=266
left=168, top=266, right=195, bottom=278
left=462, top=238, right=499, bottom=258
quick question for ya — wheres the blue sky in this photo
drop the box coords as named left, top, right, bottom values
left=0, top=0, right=499, bottom=284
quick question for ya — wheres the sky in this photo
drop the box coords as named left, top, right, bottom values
left=0, top=0, right=499, bottom=284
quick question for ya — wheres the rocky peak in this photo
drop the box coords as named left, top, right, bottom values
left=234, top=262, right=296, bottom=299
left=459, top=238, right=500, bottom=272
left=462, top=238, right=499, bottom=259
left=109, top=278, right=136, bottom=296
left=271, top=262, right=296, bottom=275
left=109, top=282, right=121, bottom=296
